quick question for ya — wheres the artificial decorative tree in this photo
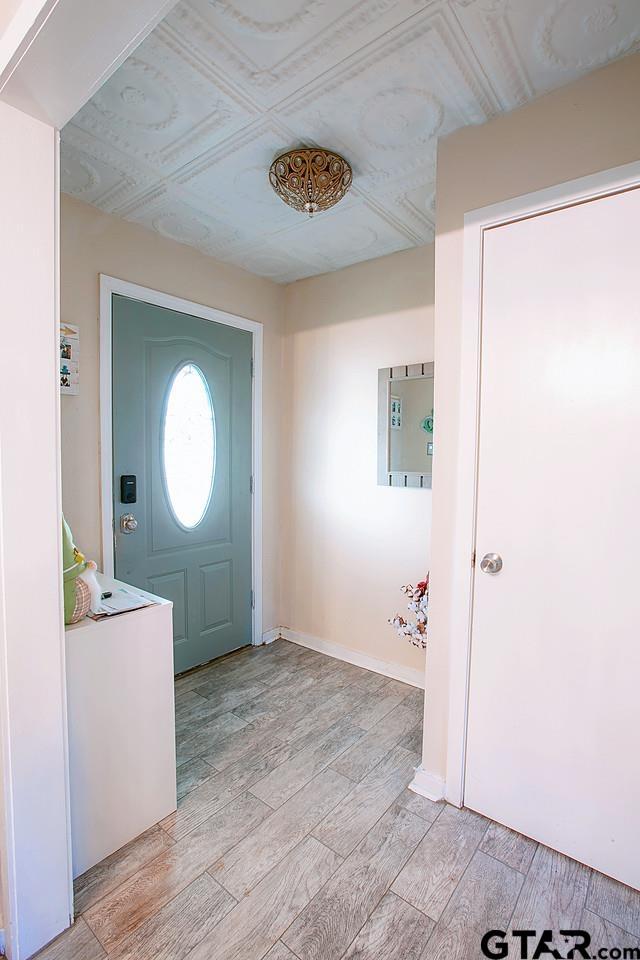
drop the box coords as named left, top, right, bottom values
left=390, top=575, right=429, bottom=649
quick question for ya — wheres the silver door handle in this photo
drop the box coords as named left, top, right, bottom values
left=480, top=552, right=502, bottom=575
left=120, top=513, right=138, bottom=534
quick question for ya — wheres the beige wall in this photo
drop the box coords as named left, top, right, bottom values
left=282, top=246, right=434, bottom=678
left=426, top=52, right=640, bottom=783
left=60, top=195, right=286, bottom=630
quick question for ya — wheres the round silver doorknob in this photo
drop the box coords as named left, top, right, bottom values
left=120, top=513, right=138, bottom=534
left=480, top=552, right=502, bottom=575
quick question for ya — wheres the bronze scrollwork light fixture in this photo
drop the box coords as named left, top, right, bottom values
left=269, top=148, right=353, bottom=217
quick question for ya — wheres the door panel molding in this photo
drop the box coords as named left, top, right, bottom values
left=99, top=274, right=264, bottom=646
left=446, top=159, right=640, bottom=808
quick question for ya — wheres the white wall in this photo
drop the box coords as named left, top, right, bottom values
left=0, top=100, right=72, bottom=960
left=60, top=194, right=286, bottom=632
left=426, top=51, right=640, bottom=790
left=282, top=246, right=433, bottom=681
left=0, top=0, right=25, bottom=35
left=0, top=0, right=50, bottom=75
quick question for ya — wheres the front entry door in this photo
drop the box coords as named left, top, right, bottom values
left=464, top=184, right=640, bottom=889
left=112, top=294, right=253, bottom=673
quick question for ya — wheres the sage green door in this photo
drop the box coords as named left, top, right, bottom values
left=112, top=294, right=253, bottom=674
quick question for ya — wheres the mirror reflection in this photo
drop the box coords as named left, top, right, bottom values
left=389, top=377, right=434, bottom=474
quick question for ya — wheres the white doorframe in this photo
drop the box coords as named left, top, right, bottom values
left=99, top=275, right=264, bottom=648
left=446, top=158, right=640, bottom=807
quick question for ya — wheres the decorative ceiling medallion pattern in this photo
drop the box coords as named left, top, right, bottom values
left=91, top=58, right=180, bottom=131
left=584, top=4, right=618, bottom=34
left=158, top=0, right=431, bottom=101
left=152, top=211, right=211, bottom=243
left=60, top=129, right=143, bottom=212
left=61, top=152, right=100, bottom=195
left=535, top=0, right=639, bottom=70
left=454, top=0, right=511, bottom=10
left=61, top=0, right=640, bottom=283
left=209, top=0, right=325, bottom=34
left=358, top=88, right=445, bottom=150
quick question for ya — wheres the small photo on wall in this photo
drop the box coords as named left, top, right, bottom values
left=390, top=395, right=402, bottom=430
left=60, top=323, right=79, bottom=395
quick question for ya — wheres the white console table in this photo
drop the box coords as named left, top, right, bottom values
left=65, top=575, right=176, bottom=878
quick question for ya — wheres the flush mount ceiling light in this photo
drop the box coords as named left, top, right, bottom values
left=269, top=148, right=353, bottom=217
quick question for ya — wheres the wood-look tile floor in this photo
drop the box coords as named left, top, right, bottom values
left=36, top=640, right=640, bottom=960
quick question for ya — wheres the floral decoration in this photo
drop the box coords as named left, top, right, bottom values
left=389, top=575, right=429, bottom=649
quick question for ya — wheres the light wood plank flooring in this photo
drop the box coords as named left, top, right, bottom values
left=35, top=639, right=640, bottom=960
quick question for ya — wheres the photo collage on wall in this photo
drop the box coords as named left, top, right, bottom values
left=60, top=323, right=79, bottom=395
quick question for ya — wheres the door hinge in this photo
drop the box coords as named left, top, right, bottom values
left=249, top=475, right=254, bottom=494
left=250, top=358, right=255, bottom=379
left=250, top=589, right=255, bottom=610
left=471, top=551, right=476, bottom=567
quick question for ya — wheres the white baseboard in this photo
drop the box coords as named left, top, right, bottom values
left=279, top=627, right=425, bottom=689
left=409, top=764, right=446, bottom=802
left=257, top=628, right=282, bottom=646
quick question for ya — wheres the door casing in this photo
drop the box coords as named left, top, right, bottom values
left=99, top=275, right=264, bottom=647
left=446, top=159, right=640, bottom=807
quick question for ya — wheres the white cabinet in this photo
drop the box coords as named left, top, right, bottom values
left=65, top=576, right=176, bottom=878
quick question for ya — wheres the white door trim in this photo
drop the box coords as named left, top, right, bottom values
left=99, top=274, right=264, bottom=647
left=447, top=159, right=640, bottom=807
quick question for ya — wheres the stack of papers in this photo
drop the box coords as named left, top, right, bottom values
left=88, top=586, right=156, bottom=621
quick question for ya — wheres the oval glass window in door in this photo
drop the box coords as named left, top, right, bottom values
left=162, top=362, right=216, bottom=529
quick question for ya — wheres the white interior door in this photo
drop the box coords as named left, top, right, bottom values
left=465, top=185, right=640, bottom=889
